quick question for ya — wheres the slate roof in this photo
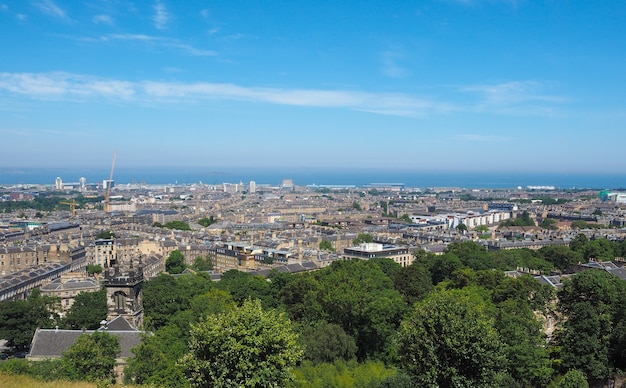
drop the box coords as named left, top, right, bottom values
left=28, top=317, right=142, bottom=359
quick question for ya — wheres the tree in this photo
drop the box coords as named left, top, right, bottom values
left=180, top=299, right=303, bottom=387
left=399, top=214, right=412, bottom=223
left=538, top=245, right=582, bottom=271
left=397, top=288, right=506, bottom=387
left=191, top=255, right=214, bottom=272
left=318, top=240, right=335, bottom=251
left=62, top=289, right=108, bottom=330
left=62, top=331, right=120, bottom=383
left=0, top=289, right=59, bottom=350
left=125, top=329, right=189, bottom=387
left=569, top=233, right=589, bottom=252
left=163, top=220, right=191, bottom=231
left=300, top=321, right=357, bottom=364
left=352, top=201, right=362, bottom=211
left=540, top=218, right=558, bottom=230
left=557, top=269, right=625, bottom=384
left=352, top=233, right=373, bottom=245
left=86, top=264, right=103, bottom=276
left=166, top=250, right=186, bottom=274
left=95, top=229, right=115, bottom=239
left=455, top=223, right=468, bottom=234
left=198, top=216, right=217, bottom=227
left=558, top=370, right=589, bottom=388
left=394, top=262, right=433, bottom=306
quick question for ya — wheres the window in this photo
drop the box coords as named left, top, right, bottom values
left=114, top=292, right=126, bottom=311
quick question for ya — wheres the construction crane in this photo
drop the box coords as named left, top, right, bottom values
left=104, top=150, right=117, bottom=213
left=60, top=199, right=78, bottom=217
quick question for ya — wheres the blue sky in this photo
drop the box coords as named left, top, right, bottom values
left=1, top=1, right=625, bottom=173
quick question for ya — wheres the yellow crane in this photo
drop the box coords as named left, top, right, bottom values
left=60, top=199, right=78, bottom=217
left=105, top=150, right=117, bottom=213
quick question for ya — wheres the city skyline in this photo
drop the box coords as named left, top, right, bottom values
left=1, top=1, right=625, bottom=173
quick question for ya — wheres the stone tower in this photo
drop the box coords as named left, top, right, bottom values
left=103, top=259, right=144, bottom=329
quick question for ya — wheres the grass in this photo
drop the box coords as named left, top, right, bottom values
left=0, top=373, right=98, bottom=388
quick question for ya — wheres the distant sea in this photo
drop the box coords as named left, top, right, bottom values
left=1, top=167, right=626, bottom=190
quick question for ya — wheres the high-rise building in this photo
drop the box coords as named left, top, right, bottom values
left=249, top=180, right=256, bottom=193
left=79, top=177, right=86, bottom=191
left=55, top=177, right=63, bottom=190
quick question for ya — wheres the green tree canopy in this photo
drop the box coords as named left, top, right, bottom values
left=180, top=299, right=303, bottom=387
left=62, top=288, right=107, bottom=330
left=197, top=216, right=217, bottom=227
left=62, top=331, right=120, bottom=383
left=557, top=269, right=626, bottom=383
left=95, top=229, right=115, bottom=239
left=191, top=255, right=214, bottom=272
left=318, top=240, right=335, bottom=251
left=352, top=233, right=374, bottom=245
left=300, top=321, right=357, bottom=364
left=166, top=250, right=186, bottom=274
left=397, top=288, right=506, bottom=387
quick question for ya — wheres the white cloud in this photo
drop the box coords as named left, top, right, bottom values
left=153, top=0, right=170, bottom=29
left=34, top=0, right=68, bottom=20
left=461, top=81, right=566, bottom=116
left=0, top=72, right=451, bottom=117
left=0, top=72, right=567, bottom=118
left=93, top=14, right=114, bottom=25
left=99, top=33, right=216, bottom=56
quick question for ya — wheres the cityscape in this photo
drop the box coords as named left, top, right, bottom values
left=2, top=0, right=626, bottom=387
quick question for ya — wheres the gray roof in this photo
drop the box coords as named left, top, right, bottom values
left=29, top=327, right=142, bottom=359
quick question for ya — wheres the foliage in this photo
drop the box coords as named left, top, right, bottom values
left=397, top=288, right=506, bottom=387
left=557, top=370, right=589, bottom=388
left=0, top=289, right=59, bottom=350
left=180, top=299, right=303, bottom=387
left=143, top=273, right=213, bottom=330
left=351, top=202, right=362, bottom=211
left=557, top=269, right=626, bottom=384
left=289, top=360, right=398, bottom=388
left=352, top=233, right=373, bottom=245
left=318, top=240, right=335, bottom=251
left=538, top=245, right=583, bottom=271
left=197, top=216, right=217, bottom=227
left=86, top=264, right=103, bottom=276
left=62, top=289, right=107, bottom=330
left=500, top=210, right=535, bottom=227
left=570, top=220, right=603, bottom=230
left=540, top=218, right=559, bottom=230
left=217, top=270, right=278, bottom=309
left=124, top=330, right=189, bottom=387
left=162, top=220, right=191, bottom=230
left=190, top=255, right=213, bottom=272
left=165, top=250, right=186, bottom=274
left=393, top=262, right=433, bottom=306
left=300, top=321, right=357, bottom=364
left=398, top=214, right=412, bottom=223
left=94, top=230, right=115, bottom=240
left=62, top=332, right=120, bottom=383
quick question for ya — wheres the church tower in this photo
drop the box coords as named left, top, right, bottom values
left=103, top=258, right=144, bottom=329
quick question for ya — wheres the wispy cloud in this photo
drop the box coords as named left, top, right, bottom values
left=0, top=72, right=452, bottom=117
left=153, top=0, right=170, bottom=30
left=461, top=81, right=566, bottom=116
left=34, top=0, right=68, bottom=20
left=93, top=14, right=114, bottom=25
left=380, top=50, right=407, bottom=78
left=95, top=33, right=217, bottom=56
left=0, top=72, right=568, bottom=118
